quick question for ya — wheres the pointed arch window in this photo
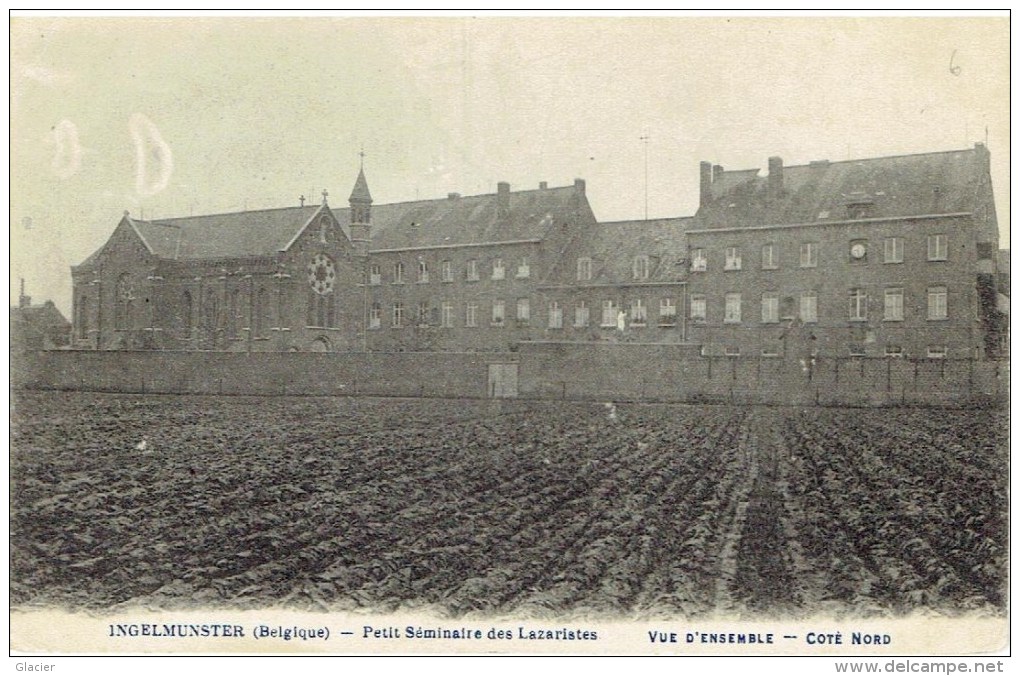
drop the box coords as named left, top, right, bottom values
left=115, top=274, right=134, bottom=330
left=181, top=290, right=193, bottom=337
left=204, top=288, right=219, bottom=334
left=307, top=288, right=337, bottom=328
left=255, top=287, right=271, bottom=337
left=76, top=294, right=88, bottom=339
left=276, top=286, right=288, bottom=330
left=229, top=288, right=241, bottom=338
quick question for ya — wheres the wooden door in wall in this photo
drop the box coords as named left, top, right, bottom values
left=488, top=363, right=518, bottom=398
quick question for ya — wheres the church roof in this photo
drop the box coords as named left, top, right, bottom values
left=351, top=183, right=590, bottom=251
left=543, top=216, right=692, bottom=286
left=349, top=168, right=373, bottom=203
left=84, top=180, right=590, bottom=264
left=130, top=205, right=327, bottom=261
left=694, top=146, right=988, bottom=230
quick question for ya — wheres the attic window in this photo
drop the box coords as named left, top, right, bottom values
left=846, top=201, right=873, bottom=220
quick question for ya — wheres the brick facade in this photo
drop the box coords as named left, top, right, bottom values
left=70, top=144, right=1005, bottom=362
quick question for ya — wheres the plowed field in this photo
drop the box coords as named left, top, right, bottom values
left=10, top=392, right=1008, bottom=618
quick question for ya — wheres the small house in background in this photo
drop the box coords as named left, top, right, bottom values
left=11, top=279, right=71, bottom=351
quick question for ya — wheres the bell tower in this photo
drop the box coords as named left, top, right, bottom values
left=349, top=151, right=373, bottom=257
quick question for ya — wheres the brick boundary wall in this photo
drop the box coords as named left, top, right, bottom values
left=11, top=350, right=513, bottom=399
left=516, top=342, right=1008, bottom=406
left=11, top=346, right=1008, bottom=407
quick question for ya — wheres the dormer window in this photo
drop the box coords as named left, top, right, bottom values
left=632, top=255, right=650, bottom=280
left=577, top=257, right=592, bottom=281
left=846, top=201, right=873, bottom=220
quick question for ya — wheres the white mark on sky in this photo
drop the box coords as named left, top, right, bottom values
left=19, top=64, right=69, bottom=88
left=130, top=113, right=173, bottom=197
left=51, top=119, right=82, bottom=179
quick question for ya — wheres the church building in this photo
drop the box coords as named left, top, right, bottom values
left=70, top=166, right=597, bottom=353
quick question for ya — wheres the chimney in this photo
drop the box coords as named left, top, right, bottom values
left=699, top=161, right=712, bottom=208
left=975, top=141, right=990, bottom=171
left=713, top=165, right=724, bottom=182
left=768, top=156, right=784, bottom=192
left=539, top=181, right=548, bottom=190
left=18, top=278, right=30, bottom=308
left=497, top=181, right=510, bottom=218
left=447, top=192, right=461, bottom=200
left=573, top=178, right=586, bottom=196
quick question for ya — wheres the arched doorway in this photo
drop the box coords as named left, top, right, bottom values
left=309, top=336, right=332, bottom=352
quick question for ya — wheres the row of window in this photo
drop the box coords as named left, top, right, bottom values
left=369, top=298, right=680, bottom=330
left=691, top=286, right=950, bottom=324
left=370, top=258, right=531, bottom=285
left=713, top=345, right=952, bottom=359
left=687, top=234, right=949, bottom=272
left=573, top=256, right=656, bottom=282
left=569, top=235, right=950, bottom=282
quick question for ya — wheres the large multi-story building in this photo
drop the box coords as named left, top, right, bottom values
left=686, top=144, right=1004, bottom=360
left=70, top=143, right=1006, bottom=361
left=536, top=216, right=692, bottom=342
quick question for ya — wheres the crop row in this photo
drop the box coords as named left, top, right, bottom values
left=779, top=408, right=1007, bottom=615
left=11, top=393, right=1007, bottom=618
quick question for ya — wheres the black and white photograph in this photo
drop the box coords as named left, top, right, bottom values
left=8, top=13, right=1010, bottom=664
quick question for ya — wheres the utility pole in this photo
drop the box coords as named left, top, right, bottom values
left=639, top=133, right=650, bottom=220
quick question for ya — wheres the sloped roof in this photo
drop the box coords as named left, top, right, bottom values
left=695, top=147, right=986, bottom=229
left=81, top=179, right=589, bottom=265
left=11, top=301, right=70, bottom=329
left=544, top=217, right=691, bottom=286
left=356, top=184, right=586, bottom=251
left=349, top=168, right=372, bottom=203
left=131, top=205, right=324, bottom=260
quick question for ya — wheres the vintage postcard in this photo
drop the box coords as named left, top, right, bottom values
left=8, top=13, right=1010, bottom=665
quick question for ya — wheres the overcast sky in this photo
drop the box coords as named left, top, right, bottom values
left=10, top=15, right=1009, bottom=316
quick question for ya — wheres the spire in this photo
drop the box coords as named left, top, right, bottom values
left=348, top=159, right=372, bottom=256
left=349, top=167, right=373, bottom=204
